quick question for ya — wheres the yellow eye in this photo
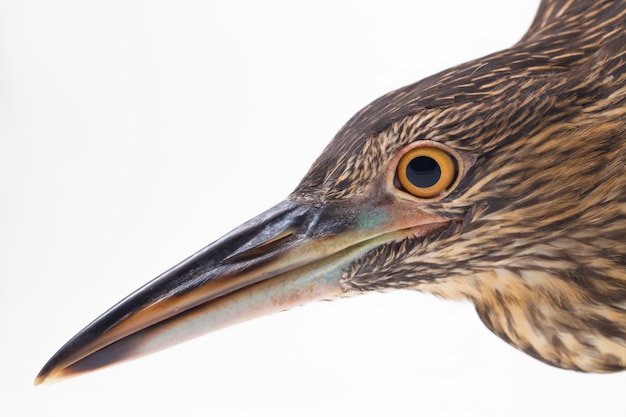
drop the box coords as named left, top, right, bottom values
left=397, top=146, right=457, bottom=198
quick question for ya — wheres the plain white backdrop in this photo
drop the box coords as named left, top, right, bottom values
left=2, top=1, right=626, bottom=416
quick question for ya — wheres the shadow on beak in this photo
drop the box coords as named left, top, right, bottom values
left=35, top=197, right=447, bottom=384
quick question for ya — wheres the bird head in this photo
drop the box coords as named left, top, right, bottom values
left=36, top=0, right=626, bottom=384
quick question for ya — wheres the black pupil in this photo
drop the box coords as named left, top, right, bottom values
left=406, top=156, right=441, bottom=188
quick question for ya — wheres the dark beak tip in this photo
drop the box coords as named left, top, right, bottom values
left=34, top=370, right=54, bottom=386
left=34, top=362, right=59, bottom=386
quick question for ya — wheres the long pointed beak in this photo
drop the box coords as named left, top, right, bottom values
left=35, top=197, right=448, bottom=384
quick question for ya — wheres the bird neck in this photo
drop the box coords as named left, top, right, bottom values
left=419, top=268, right=626, bottom=372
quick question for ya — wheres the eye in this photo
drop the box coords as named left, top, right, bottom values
left=396, top=146, right=458, bottom=198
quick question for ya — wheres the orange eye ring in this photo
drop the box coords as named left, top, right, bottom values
left=397, top=146, right=457, bottom=198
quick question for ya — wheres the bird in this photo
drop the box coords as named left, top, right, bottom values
left=35, top=0, right=626, bottom=384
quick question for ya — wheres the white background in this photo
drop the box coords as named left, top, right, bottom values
left=2, top=1, right=625, bottom=416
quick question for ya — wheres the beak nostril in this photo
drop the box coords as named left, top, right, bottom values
left=226, top=230, right=295, bottom=264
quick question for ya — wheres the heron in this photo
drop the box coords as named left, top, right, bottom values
left=35, top=0, right=626, bottom=384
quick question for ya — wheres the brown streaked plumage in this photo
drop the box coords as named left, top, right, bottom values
left=36, top=0, right=626, bottom=384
